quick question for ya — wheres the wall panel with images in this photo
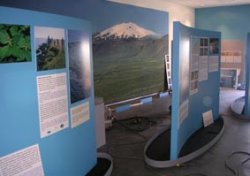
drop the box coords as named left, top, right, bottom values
left=0, top=24, right=31, bottom=63
left=0, top=6, right=96, bottom=176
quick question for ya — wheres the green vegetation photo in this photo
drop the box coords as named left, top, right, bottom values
left=0, top=24, right=31, bottom=63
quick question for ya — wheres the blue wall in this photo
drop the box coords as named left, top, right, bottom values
left=0, top=0, right=169, bottom=104
left=0, top=6, right=96, bottom=175
left=196, top=5, right=250, bottom=41
left=0, top=0, right=168, bottom=35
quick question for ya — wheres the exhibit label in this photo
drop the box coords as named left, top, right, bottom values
left=71, top=101, right=90, bottom=128
left=37, top=73, right=69, bottom=138
left=0, top=144, right=44, bottom=176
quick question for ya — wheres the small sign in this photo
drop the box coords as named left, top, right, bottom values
left=71, top=101, right=90, bottom=128
left=202, top=110, right=214, bottom=127
left=0, top=144, right=44, bottom=176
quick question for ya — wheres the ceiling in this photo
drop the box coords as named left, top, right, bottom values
left=166, top=0, right=250, bottom=8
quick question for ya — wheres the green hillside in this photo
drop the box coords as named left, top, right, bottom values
left=93, top=36, right=168, bottom=104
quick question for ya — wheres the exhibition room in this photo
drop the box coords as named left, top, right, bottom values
left=1, top=0, right=250, bottom=176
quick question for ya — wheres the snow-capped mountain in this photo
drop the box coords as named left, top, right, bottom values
left=94, top=22, right=160, bottom=40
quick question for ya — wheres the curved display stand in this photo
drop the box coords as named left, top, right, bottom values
left=169, top=22, right=222, bottom=162
left=86, top=153, right=113, bottom=176
left=0, top=7, right=97, bottom=175
left=144, top=118, right=224, bottom=168
left=230, top=96, right=250, bottom=120
left=144, top=22, right=222, bottom=168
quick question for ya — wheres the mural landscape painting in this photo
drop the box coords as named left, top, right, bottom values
left=93, top=22, right=168, bottom=103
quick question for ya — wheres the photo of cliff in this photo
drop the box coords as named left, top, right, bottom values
left=35, top=27, right=65, bottom=71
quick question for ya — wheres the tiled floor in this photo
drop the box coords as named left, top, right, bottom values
left=102, top=88, right=249, bottom=176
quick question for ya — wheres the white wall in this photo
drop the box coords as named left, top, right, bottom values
left=107, top=0, right=195, bottom=58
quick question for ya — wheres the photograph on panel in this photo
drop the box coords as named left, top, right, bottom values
left=68, top=30, right=91, bottom=104
left=209, top=38, right=220, bottom=55
left=0, top=24, right=31, bottom=63
left=35, top=26, right=65, bottom=71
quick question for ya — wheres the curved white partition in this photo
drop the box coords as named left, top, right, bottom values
left=230, top=96, right=250, bottom=120
left=144, top=119, right=224, bottom=168
left=97, top=152, right=113, bottom=176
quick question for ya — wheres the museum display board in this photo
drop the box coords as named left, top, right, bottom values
left=245, top=33, right=250, bottom=116
left=0, top=6, right=96, bottom=175
left=171, top=22, right=221, bottom=160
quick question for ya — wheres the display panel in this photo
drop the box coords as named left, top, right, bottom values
left=0, top=6, right=96, bottom=176
left=171, top=22, right=221, bottom=160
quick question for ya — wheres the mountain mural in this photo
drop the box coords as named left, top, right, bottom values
left=93, top=22, right=168, bottom=103
left=93, top=22, right=160, bottom=41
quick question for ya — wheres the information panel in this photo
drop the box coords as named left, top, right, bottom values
left=0, top=145, right=44, bottom=176
left=171, top=22, right=221, bottom=160
left=37, top=73, right=69, bottom=138
left=0, top=6, right=96, bottom=176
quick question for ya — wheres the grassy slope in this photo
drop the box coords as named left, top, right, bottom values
left=93, top=36, right=168, bottom=104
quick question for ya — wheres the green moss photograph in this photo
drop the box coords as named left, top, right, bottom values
left=0, top=24, right=31, bottom=63
left=35, top=26, right=65, bottom=71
